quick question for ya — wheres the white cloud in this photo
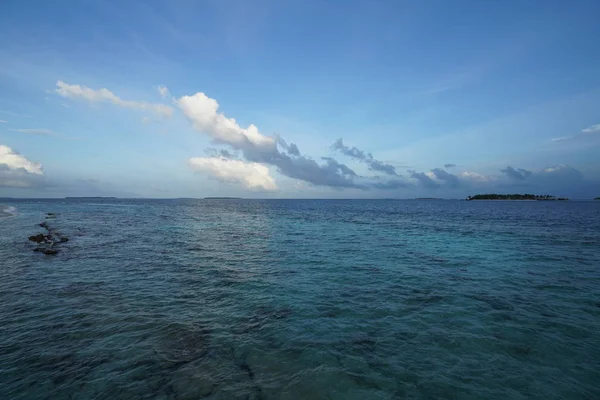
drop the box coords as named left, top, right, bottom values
left=10, top=128, right=56, bottom=136
left=424, top=171, right=437, bottom=180
left=0, top=120, right=6, bottom=123
left=0, top=144, right=43, bottom=175
left=460, top=171, right=493, bottom=182
left=55, top=81, right=173, bottom=117
left=189, top=156, right=277, bottom=191
left=582, top=124, right=600, bottom=133
left=157, top=85, right=169, bottom=98
left=177, top=92, right=276, bottom=151
left=551, top=136, right=572, bottom=142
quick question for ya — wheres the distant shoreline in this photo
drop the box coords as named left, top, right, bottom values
left=466, top=194, right=568, bottom=201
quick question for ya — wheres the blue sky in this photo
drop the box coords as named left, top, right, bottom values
left=1, top=0, right=599, bottom=198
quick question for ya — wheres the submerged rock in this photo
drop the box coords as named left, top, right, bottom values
left=28, top=234, right=48, bottom=243
left=34, top=247, right=58, bottom=255
left=30, top=216, right=69, bottom=255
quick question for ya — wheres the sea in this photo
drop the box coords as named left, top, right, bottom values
left=1, top=199, right=599, bottom=400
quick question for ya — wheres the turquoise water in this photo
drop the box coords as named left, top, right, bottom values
left=1, top=199, right=599, bottom=399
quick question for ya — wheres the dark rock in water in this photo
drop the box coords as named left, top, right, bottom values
left=29, top=234, right=47, bottom=243
left=39, top=221, right=49, bottom=229
left=240, top=360, right=255, bottom=380
left=58, top=236, right=69, bottom=243
left=34, top=247, right=58, bottom=255
left=45, top=213, right=57, bottom=219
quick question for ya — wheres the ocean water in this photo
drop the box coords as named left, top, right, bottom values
left=1, top=199, right=599, bottom=400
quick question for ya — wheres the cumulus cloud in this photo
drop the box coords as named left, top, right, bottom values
left=156, top=85, right=170, bottom=98
left=0, top=145, right=45, bottom=188
left=537, top=164, right=583, bottom=182
left=460, top=171, right=493, bottom=182
left=444, top=163, right=456, bottom=168
left=0, top=145, right=43, bottom=174
left=331, top=138, right=399, bottom=176
left=55, top=81, right=173, bottom=117
left=275, top=135, right=300, bottom=156
left=177, top=92, right=363, bottom=189
left=431, top=168, right=461, bottom=188
left=189, top=156, right=277, bottom=191
left=501, top=166, right=532, bottom=180
left=409, top=170, right=439, bottom=188
left=10, top=128, right=57, bottom=136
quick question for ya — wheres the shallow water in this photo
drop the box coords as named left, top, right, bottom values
left=1, top=199, right=599, bottom=399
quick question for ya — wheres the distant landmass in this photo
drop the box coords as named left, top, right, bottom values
left=65, top=197, right=117, bottom=199
left=595, top=197, right=600, bottom=200
left=466, top=194, right=568, bottom=201
left=204, top=197, right=242, bottom=200
left=415, top=197, right=443, bottom=200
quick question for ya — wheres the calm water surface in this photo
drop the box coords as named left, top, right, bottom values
left=1, top=199, right=599, bottom=399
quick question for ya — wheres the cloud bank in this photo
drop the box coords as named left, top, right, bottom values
left=189, top=156, right=277, bottom=191
left=177, top=92, right=365, bottom=189
left=55, top=81, right=173, bottom=117
left=501, top=166, right=532, bottom=180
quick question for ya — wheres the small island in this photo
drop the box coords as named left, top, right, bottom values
left=595, top=197, right=600, bottom=200
left=466, top=194, right=568, bottom=201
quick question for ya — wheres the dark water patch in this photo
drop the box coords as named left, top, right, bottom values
left=154, top=323, right=212, bottom=364
left=466, top=293, right=516, bottom=311
left=57, top=281, right=106, bottom=297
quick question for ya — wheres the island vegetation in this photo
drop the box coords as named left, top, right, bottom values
left=466, top=194, right=568, bottom=201
left=595, top=197, right=600, bottom=200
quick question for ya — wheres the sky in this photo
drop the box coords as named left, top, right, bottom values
left=1, top=0, right=599, bottom=199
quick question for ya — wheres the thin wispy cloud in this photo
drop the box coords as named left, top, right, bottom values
left=0, top=120, right=6, bottom=123
left=156, top=85, right=169, bottom=98
left=582, top=124, right=600, bottom=133
left=10, top=128, right=57, bottom=136
left=0, top=110, right=31, bottom=118
left=551, top=123, right=600, bottom=143
left=54, top=81, right=173, bottom=117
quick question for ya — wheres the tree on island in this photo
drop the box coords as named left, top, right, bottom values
left=466, top=194, right=567, bottom=200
